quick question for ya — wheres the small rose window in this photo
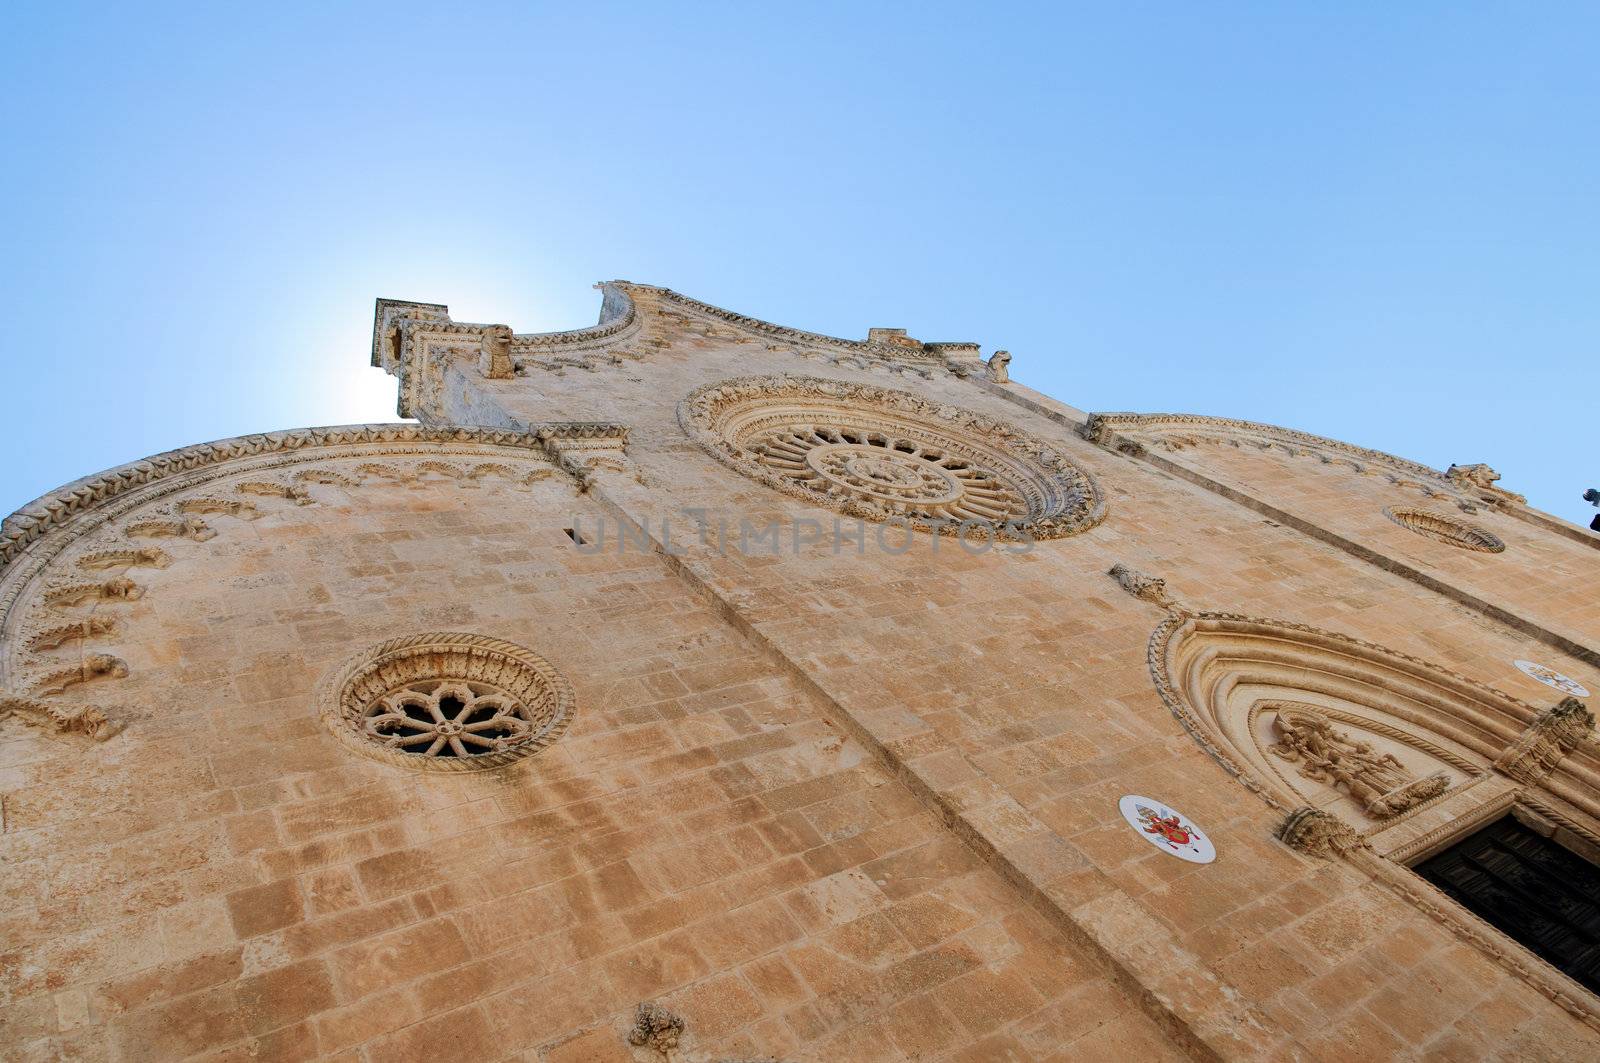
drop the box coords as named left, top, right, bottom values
left=319, top=633, right=573, bottom=771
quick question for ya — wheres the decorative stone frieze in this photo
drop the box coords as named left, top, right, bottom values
left=43, top=578, right=143, bottom=609
left=317, top=633, right=574, bottom=772
left=74, top=547, right=170, bottom=572
left=1081, top=411, right=1442, bottom=481
left=0, top=424, right=599, bottom=720
left=679, top=376, right=1105, bottom=539
left=0, top=695, right=122, bottom=741
left=25, top=616, right=118, bottom=652
left=234, top=480, right=313, bottom=506
left=0, top=425, right=578, bottom=569
left=1493, top=697, right=1595, bottom=786
left=124, top=515, right=216, bottom=542
left=32, top=654, right=128, bottom=696
left=175, top=496, right=257, bottom=519
left=1383, top=507, right=1506, bottom=553
left=535, top=423, right=630, bottom=490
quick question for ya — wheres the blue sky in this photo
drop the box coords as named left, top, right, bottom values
left=3, top=3, right=1596, bottom=523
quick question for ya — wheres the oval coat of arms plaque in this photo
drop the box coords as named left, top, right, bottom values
left=1118, top=795, right=1216, bottom=864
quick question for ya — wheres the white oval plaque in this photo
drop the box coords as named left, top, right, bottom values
left=1118, top=795, right=1216, bottom=864
left=1514, top=659, right=1590, bottom=699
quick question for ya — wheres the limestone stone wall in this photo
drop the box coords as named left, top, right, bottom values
left=0, top=435, right=1173, bottom=1061
left=3, top=281, right=1598, bottom=1060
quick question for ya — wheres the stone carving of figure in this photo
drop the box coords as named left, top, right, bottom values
left=479, top=325, right=515, bottom=379
left=1269, top=707, right=1449, bottom=817
left=1446, top=463, right=1501, bottom=490
left=987, top=349, right=1011, bottom=384
left=1446, top=462, right=1526, bottom=505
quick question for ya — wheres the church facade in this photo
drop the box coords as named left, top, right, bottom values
left=2, top=281, right=1597, bottom=1061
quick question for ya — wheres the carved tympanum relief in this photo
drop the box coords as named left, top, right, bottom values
left=1268, top=705, right=1451, bottom=817
left=1384, top=507, right=1506, bottom=554
left=1149, top=610, right=1600, bottom=1023
left=1146, top=613, right=1594, bottom=830
left=318, top=633, right=573, bottom=772
left=679, top=376, right=1105, bottom=539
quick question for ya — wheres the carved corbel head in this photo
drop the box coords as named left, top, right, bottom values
left=479, top=325, right=515, bottom=379
left=987, top=349, right=1011, bottom=383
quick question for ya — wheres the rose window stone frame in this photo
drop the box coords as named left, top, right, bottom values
left=318, top=632, right=574, bottom=771
left=677, top=375, right=1106, bottom=539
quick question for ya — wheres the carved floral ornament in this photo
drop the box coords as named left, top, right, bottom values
left=0, top=423, right=620, bottom=743
left=679, top=376, right=1106, bottom=539
left=316, top=633, right=574, bottom=772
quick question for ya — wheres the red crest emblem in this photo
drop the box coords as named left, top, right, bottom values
left=1137, top=805, right=1192, bottom=848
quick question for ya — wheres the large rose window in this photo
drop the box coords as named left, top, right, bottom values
left=679, top=376, right=1105, bottom=539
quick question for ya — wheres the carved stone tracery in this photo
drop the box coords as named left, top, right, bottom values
left=679, top=376, right=1105, bottom=539
left=318, top=633, right=573, bottom=772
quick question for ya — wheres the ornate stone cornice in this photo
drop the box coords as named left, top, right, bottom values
left=374, top=285, right=642, bottom=418
left=534, top=423, right=631, bottom=490
left=621, top=282, right=983, bottom=367
left=373, top=283, right=997, bottom=418
left=1082, top=412, right=1444, bottom=481
left=0, top=424, right=568, bottom=573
